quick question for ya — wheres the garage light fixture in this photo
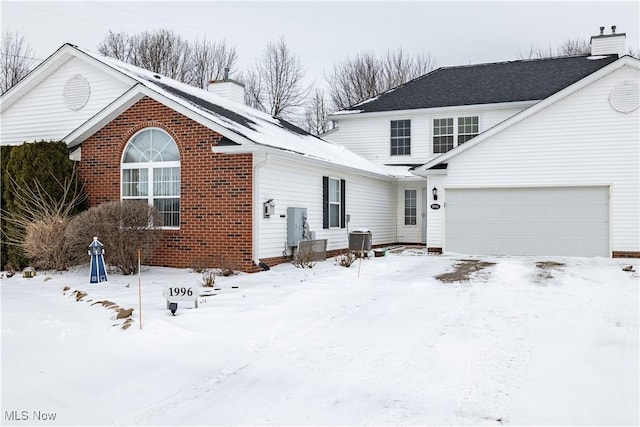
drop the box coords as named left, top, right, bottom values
left=432, top=187, right=438, bottom=200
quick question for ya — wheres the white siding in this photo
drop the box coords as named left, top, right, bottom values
left=427, top=65, right=640, bottom=254
left=1, top=57, right=131, bottom=145
left=256, top=156, right=396, bottom=259
left=326, top=105, right=527, bottom=166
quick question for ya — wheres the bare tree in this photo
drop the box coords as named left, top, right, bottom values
left=244, top=36, right=311, bottom=119
left=383, top=48, right=436, bottom=90
left=326, top=47, right=437, bottom=111
left=98, top=29, right=240, bottom=88
left=0, top=30, right=35, bottom=94
left=518, top=38, right=591, bottom=59
left=97, top=30, right=132, bottom=62
left=129, top=29, right=192, bottom=82
left=190, top=37, right=238, bottom=89
left=303, top=88, right=331, bottom=136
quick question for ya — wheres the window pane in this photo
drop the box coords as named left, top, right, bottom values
left=154, top=198, right=180, bottom=228
left=151, top=129, right=179, bottom=162
left=329, top=204, right=340, bottom=228
left=154, top=167, right=180, bottom=196
left=404, top=190, right=417, bottom=225
left=122, top=169, right=148, bottom=197
left=329, top=178, right=340, bottom=203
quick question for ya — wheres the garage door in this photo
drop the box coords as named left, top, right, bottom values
left=445, top=186, right=609, bottom=257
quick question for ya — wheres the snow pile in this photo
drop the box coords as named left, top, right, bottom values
left=1, top=253, right=638, bottom=426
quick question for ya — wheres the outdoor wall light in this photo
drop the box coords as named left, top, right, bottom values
left=432, top=187, right=438, bottom=200
left=169, top=302, right=178, bottom=316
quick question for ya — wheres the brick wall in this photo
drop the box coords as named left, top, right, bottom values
left=78, top=96, right=256, bottom=272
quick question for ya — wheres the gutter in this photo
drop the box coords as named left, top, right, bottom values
left=252, top=154, right=270, bottom=265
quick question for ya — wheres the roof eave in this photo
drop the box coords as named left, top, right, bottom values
left=213, top=144, right=394, bottom=181
left=328, top=100, right=539, bottom=121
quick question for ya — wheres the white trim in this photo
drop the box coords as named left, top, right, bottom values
left=328, top=100, right=538, bottom=121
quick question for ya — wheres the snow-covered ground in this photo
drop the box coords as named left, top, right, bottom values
left=1, top=250, right=638, bottom=426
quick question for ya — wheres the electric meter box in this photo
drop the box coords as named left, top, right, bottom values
left=287, top=207, right=307, bottom=247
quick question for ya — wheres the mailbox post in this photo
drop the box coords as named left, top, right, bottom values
left=88, top=237, right=108, bottom=283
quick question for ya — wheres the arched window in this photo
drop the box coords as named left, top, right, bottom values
left=121, top=128, right=180, bottom=228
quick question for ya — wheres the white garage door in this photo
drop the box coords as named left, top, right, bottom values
left=445, top=186, right=609, bottom=257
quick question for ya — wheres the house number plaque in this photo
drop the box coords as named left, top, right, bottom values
left=430, top=203, right=441, bottom=210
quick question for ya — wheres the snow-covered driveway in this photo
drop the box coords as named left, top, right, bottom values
left=2, top=252, right=638, bottom=426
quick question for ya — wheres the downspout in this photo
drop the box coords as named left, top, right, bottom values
left=252, top=153, right=269, bottom=266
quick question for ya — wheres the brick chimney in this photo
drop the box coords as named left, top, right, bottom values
left=590, top=25, right=627, bottom=56
left=207, top=67, right=245, bottom=104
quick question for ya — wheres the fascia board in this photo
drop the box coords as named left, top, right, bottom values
left=414, top=56, right=638, bottom=173
left=65, top=84, right=256, bottom=148
left=213, top=144, right=394, bottom=181
left=328, top=100, right=539, bottom=121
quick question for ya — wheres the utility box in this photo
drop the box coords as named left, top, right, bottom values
left=349, top=229, right=372, bottom=256
left=287, top=207, right=308, bottom=247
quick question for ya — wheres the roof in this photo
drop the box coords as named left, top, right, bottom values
left=338, top=54, right=619, bottom=114
left=56, top=45, right=393, bottom=179
left=412, top=55, right=638, bottom=175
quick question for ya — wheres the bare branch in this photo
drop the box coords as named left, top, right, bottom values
left=0, top=30, right=35, bottom=93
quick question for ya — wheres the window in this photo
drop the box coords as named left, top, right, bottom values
left=433, top=118, right=454, bottom=153
left=390, top=120, right=411, bottom=156
left=404, top=190, right=417, bottom=226
left=323, top=177, right=346, bottom=229
left=122, top=128, right=180, bottom=228
left=433, top=116, right=479, bottom=153
left=458, top=116, right=479, bottom=144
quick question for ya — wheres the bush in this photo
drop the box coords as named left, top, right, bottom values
left=336, top=251, right=356, bottom=268
left=22, top=215, right=70, bottom=271
left=201, top=269, right=216, bottom=287
left=292, top=244, right=316, bottom=269
left=1, top=141, right=86, bottom=269
left=65, top=201, right=163, bottom=275
left=190, top=254, right=237, bottom=276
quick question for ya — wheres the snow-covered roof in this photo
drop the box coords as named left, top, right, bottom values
left=73, top=46, right=392, bottom=179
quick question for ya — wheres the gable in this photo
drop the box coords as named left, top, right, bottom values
left=1, top=51, right=133, bottom=145
left=441, top=64, right=639, bottom=181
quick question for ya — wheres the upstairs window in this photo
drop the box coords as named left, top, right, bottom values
left=458, top=116, right=479, bottom=144
left=121, top=128, right=180, bottom=228
left=433, top=118, right=454, bottom=153
left=433, top=116, right=479, bottom=153
left=390, top=120, right=411, bottom=156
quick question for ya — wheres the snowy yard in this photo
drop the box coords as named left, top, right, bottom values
left=1, top=250, right=638, bottom=426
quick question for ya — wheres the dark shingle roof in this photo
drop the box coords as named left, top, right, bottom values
left=343, top=55, right=619, bottom=113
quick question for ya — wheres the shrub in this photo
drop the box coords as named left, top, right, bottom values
left=65, top=201, right=163, bottom=275
left=201, top=269, right=216, bottom=287
left=336, top=250, right=356, bottom=268
left=1, top=141, right=86, bottom=269
left=292, top=244, right=316, bottom=269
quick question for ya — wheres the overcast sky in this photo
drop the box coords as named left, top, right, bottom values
left=2, top=1, right=638, bottom=90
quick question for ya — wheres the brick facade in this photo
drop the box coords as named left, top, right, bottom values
left=78, top=96, right=257, bottom=272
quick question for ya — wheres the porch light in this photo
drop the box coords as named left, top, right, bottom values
left=432, top=187, right=438, bottom=200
